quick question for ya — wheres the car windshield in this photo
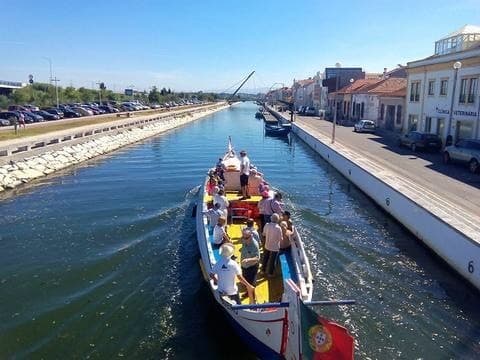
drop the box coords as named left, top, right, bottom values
left=425, top=134, right=438, bottom=140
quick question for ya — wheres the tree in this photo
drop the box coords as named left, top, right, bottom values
left=167, top=88, right=171, bottom=94
left=148, top=86, right=161, bottom=103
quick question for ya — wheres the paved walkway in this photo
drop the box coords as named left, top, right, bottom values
left=271, top=109, right=480, bottom=243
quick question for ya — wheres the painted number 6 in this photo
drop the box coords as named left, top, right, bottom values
left=468, top=261, right=474, bottom=274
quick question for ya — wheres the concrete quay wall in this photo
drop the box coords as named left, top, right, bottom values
left=0, top=103, right=228, bottom=193
left=293, top=124, right=480, bottom=290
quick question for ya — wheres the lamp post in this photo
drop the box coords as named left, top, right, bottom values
left=348, top=78, right=354, bottom=121
left=331, top=75, right=340, bottom=143
left=446, top=61, right=462, bottom=143
left=42, top=57, right=53, bottom=84
left=52, top=77, right=60, bottom=108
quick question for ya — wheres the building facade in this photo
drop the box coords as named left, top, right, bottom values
left=405, top=25, right=480, bottom=142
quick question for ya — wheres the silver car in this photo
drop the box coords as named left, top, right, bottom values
left=353, top=120, right=376, bottom=133
left=443, top=139, right=480, bottom=174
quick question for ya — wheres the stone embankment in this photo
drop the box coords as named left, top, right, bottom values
left=0, top=104, right=228, bottom=193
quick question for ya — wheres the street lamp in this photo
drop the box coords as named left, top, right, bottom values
left=331, top=75, right=340, bottom=143
left=446, top=61, right=462, bottom=144
left=42, top=57, right=53, bottom=84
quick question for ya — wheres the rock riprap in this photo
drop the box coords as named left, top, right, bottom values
left=0, top=106, right=225, bottom=192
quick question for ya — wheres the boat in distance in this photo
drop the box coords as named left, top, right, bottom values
left=195, top=138, right=355, bottom=359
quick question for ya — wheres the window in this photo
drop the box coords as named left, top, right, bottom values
left=408, top=114, right=418, bottom=131
left=410, top=81, right=421, bottom=102
left=468, top=78, right=477, bottom=103
left=428, top=80, right=435, bottom=95
left=380, top=104, right=384, bottom=120
left=440, top=79, right=448, bottom=96
left=396, top=105, right=402, bottom=125
left=437, top=118, right=445, bottom=137
left=361, top=102, right=365, bottom=118
left=459, top=78, right=468, bottom=103
left=425, top=116, right=432, bottom=133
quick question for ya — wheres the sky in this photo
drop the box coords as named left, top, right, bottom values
left=0, top=0, right=479, bottom=93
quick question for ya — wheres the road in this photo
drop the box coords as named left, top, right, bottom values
left=278, top=110, right=480, bottom=220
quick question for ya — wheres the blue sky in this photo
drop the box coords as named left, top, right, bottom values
left=1, top=0, right=479, bottom=93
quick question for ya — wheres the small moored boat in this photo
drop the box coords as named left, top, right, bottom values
left=264, top=123, right=291, bottom=137
left=196, top=138, right=355, bottom=359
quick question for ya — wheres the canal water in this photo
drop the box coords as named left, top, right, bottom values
left=0, top=102, right=479, bottom=359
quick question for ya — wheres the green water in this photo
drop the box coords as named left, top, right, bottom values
left=0, top=102, right=479, bottom=359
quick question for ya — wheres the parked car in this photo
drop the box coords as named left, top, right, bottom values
left=21, top=111, right=44, bottom=123
left=71, top=107, right=93, bottom=116
left=354, top=119, right=376, bottom=133
left=44, top=108, right=64, bottom=118
left=443, top=139, right=480, bottom=174
left=24, top=104, right=39, bottom=111
left=34, top=110, right=60, bottom=121
left=304, top=107, right=316, bottom=116
left=99, top=105, right=119, bottom=113
left=64, top=109, right=82, bottom=118
left=8, top=105, right=27, bottom=112
left=397, top=131, right=442, bottom=152
left=0, top=111, right=20, bottom=125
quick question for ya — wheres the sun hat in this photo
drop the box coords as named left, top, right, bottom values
left=219, top=243, right=235, bottom=258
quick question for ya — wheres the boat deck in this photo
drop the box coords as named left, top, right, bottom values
left=205, top=191, right=298, bottom=304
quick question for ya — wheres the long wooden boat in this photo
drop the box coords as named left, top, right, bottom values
left=196, top=138, right=314, bottom=358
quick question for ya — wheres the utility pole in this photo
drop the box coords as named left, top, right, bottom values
left=331, top=75, right=340, bottom=143
left=52, top=77, right=60, bottom=108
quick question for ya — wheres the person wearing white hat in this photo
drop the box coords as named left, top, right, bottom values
left=210, top=243, right=255, bottom=304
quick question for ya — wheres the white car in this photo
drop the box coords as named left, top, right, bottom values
left=354, top=120, right=376, bottom=133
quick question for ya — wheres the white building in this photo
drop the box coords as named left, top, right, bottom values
left=405, top=25, right=480, bottom=143
left=292, top=72, right=327, bottom=113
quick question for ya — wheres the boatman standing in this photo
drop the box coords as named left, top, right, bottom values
left=239, top=150, right=250, bottom=200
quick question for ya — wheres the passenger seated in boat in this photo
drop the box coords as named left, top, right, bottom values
left=282, top=211, right=293, bottom=231
left=210, top=243, right=255, bottom=305
left=204, top=203, right=223, bottom=233
left=279, top=221, right=293, bottom=253
left=245, top=218, right=260, bottom=244
left=206, top=174, right=218, bottom=195
left=213, top=217, right=230, bottom=246
left=262, top=213, right=282, bottom=278
left=270, top=192, right=284, bottom=216
left=213, top=189, right=229, bottom=219
left=240, top=228, right=260, bottom=287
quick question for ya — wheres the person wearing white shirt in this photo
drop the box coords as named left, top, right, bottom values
left=213, top=189, right=229, bottom=219
left=239, top=150, right=251, bottom=200
left=213, top=217, right=230, bottom=245
left=210, top=243, right=255, bottom=304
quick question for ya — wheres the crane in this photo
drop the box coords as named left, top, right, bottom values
left=227, top=71, right=255, bottom=104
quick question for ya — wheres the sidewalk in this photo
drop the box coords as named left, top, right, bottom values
left=271, top=109, right=480, bottom=241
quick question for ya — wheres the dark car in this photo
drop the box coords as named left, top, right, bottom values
left=0, top=111, right=20, bottom=125
left=7, top=105, right=27, bottom=112
left=44, top=108, right=64, bottom=118
left=20, top=111, right=44, bottom=123
left=59, top=106, right=82, bottom=118
left=397, top=131, right=442, bottom=152
left=99, top=105, right=119, bottom=113
left=34, top=110, right=60, bottom=121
